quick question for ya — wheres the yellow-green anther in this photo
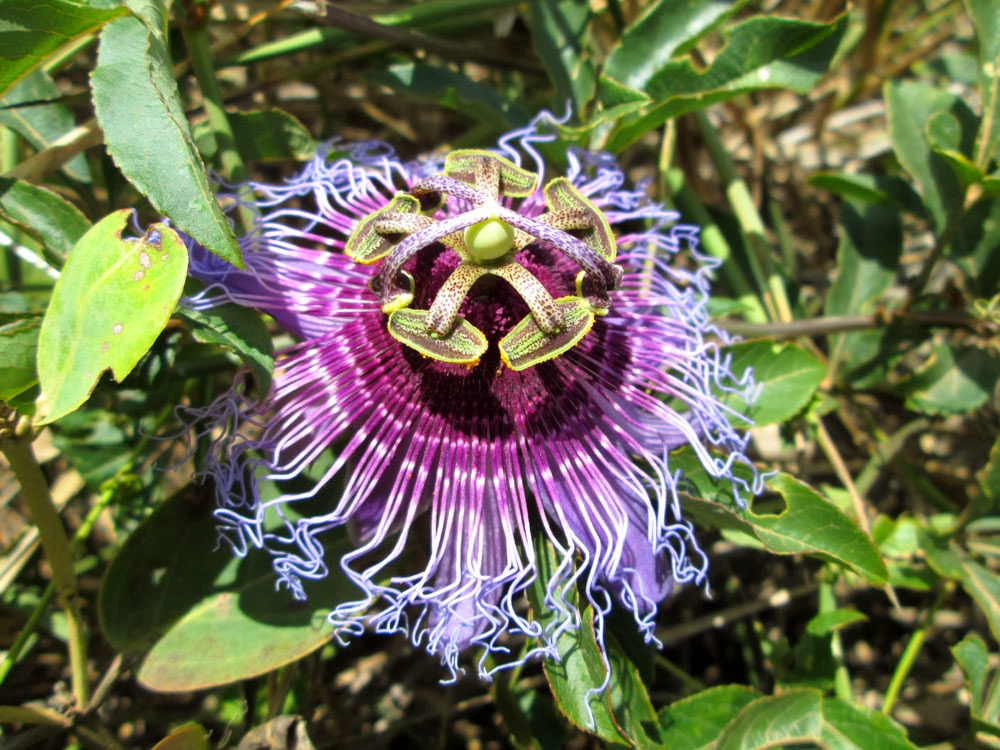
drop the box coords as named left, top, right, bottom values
left=499, top=297, right=595, bottom=371
left=388, top=309, right=488, bottom=366
left=445, top=150, right=537, bottom=200
left=345, top=193, right=427, bottom=264
left=542, top=178, right=617, bottom=261
left=465, top=217, right=515, bottom=263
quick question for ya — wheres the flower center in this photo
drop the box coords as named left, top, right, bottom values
left=344, top=150, right=623, bottom=371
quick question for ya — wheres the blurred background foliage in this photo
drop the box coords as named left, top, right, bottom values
left=0, top=0, right=998, bottom=748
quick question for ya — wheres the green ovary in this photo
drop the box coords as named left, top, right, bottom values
left=465, top=217, right=515, bottom=262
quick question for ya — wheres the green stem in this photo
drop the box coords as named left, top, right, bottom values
left=881, top=583, right=954, bottom=716
left=182, top=17, right=255, bottom=235
left=694, top=110, right=792, bottom=322
left=654, top=654, right=706, bottom=695
left=819, top=578, right=852, bottom=702
left=0, top=477, right=116, bottom=690
left=670, top=174, right=768, bottom=323
left=0, top=424, right=89, bottom=708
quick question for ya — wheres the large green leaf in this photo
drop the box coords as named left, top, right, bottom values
left=34, top=210, right=188, bottom=425
left=90, top=8, right=242, bottom=267
left=657, top=685, right=761, bottom=750
left=527, top=538, right=641, bottom=746
left=0, top=177, right=90, bottom=263
left=100, top=484, right=355, bottom=692
left=0, top=69, right=91, bottom=182
left=529, top=0, right=596, bottom=114
left=0, top=0, right=126, bottom=97
left=826, top=201, right=903, bottom=378
left=964, top=0, right=1000, bottom=168
left=99, top=485, right=229, bottom=652
left=885, top=80, right=977, bottom=231
left=716, top=340, right=825, bottom=426
left=676, top=454, right=887, bottom=585
left=716, top=689, right=918, bottom=749
left=602, top=14, right=846, bottom=151
left=898, top=342, right=998, bottom=415
left=603, top=0, right=735, bottom=91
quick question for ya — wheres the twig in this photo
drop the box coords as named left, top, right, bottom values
left=720, top=309, right=991, bottom=340
left=881, top=582, right=955, bottom=716
left=656, top=583, right=818, bottom=645
left=0, top=410, right=89, bottom=708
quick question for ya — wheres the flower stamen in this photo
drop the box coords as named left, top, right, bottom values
left=344, top=150, right=626, bottom=368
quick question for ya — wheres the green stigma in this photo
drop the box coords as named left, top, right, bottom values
left=464, top=217, right=515, bottom=263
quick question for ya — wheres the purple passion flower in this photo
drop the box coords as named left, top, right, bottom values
left=185, top=114, right=760, bottom=679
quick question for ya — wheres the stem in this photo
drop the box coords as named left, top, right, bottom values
left=694, top=110, right=793, bottom=323
left=181, top=16, right=256, bottom=235
left=654, top=655, right=706, bottom=695
left=0, top=420, right=89, bottom=708
left=0, top=477, right=117, bottom=690
left=719, top=309, right=992, bottom=340
left=671, top=176, right=768, bottom=323
left=819, top=578, right=852, bottom=702
left=881, top=582, right=954, bottom=715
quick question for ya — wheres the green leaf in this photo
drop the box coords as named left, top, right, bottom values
left=716, top=689, right=919, bottom=749
left=35, top=210, right=188, bottom=425
left=809, top=172, right=890, bottom=204
left=527, top=538, right=628, bottom=746
left=150, top=723, right=211, bottom=750
left=678, top=460, right=888, bottom=586
left=603, top=0, right=735, bottom=91
left=716, top=341, right=825, bottom=426
left=898, top=342, right=999, bottom=414
left=0, top=69, right=91, bottom=182
left=953, top=632, right=1000, bottom=735
left=805, top=608, right=867, bottom=637
left=369, top=63, right=520, bottom=130
left=0, top=318, right=39, bottom=401
left=603, top=13, right=846, bottom=151
left=91, top=13, right=242, bottom=267
left=952, top=195, right=1000, bottom=296
left=0, top=704, right=64, bottom=726
left=964, top=0, right=1000, bottom=168
left=656, top=685, right=761, bottom=750
left=99, top=486, right=229, bottom=652
left=981, top=437, right=1000, bottom=507
left=193, top=108, right=315, bottom=164
left=962, top=560, right=1000, bottom=644
left=0, top=177, right=90, bottom=264
left=100, top=485, right=355, bottom=692
left=885, top=80, right=978, bottom=231
left=529, top=0, right=596, bottom=114
left=0, top=0, right=126, bottom=98
left=826, top=201, right=902, bottom=379
left=177, top=305, right=274, bottom=394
